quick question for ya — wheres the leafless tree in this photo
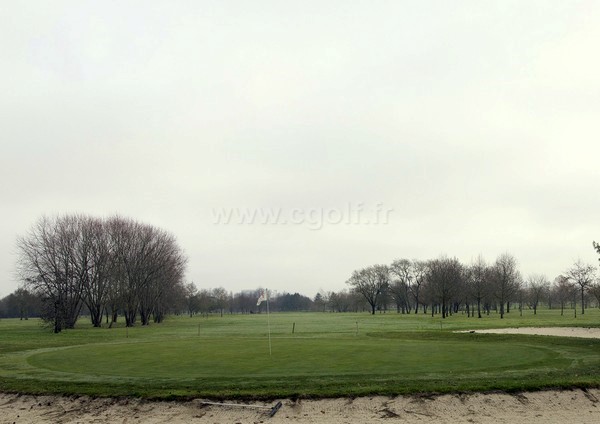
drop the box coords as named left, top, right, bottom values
left=552, top=275, right=574, bottom=316
left=410, top=260, right=427, bottom=314
left=104, top=216, right=186, bottom=326
left=17, top=215, right=86, bottom=332
left=389, top=259, right=412, bottom=313
left=76, top=216, right=112, bottom=327
left=346, top=265, right=390, bottom=315
left=328, top=291, right=349, bottom=312
left=196, top=289, right=213, bottom=316
left=491, top=253, right=520, bottom=319
left=566, top=259, right=596, bottom=315
left=426, top=257, right=463, bottom=318
left=461, top=265, right=476, bottom=317
left=526, top=274, right=549, bottom=315
left=184, top=282, right=199, bottom=317
left=468, top=255, right=490, bottom=318
left=212, top=287, right=229, bottom=317
left=137, top=226, right=187, bottom=325
left=588, top=282, right=600, bottom=309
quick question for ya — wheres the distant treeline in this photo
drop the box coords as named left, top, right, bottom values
left=7, top=215, right=600, bottom=328
left=0, top=286, right=315, bottom=320
left=345, top=254, right=600, bottom=318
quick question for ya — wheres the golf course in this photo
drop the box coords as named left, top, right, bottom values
left=1, top=309, right=600, bottom=400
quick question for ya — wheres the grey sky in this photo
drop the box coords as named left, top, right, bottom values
left=1, top=1, right=599, bottom=298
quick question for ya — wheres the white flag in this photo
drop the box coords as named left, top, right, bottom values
left=257, top=290, right=267, bottom=306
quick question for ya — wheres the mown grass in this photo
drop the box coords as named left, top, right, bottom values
left=0, top=308, right=599, bottom=399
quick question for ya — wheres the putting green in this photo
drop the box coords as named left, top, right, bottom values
left=27, top=336, right=559, bottom=380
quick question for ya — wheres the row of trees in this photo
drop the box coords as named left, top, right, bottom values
left=9, top=219, right=600, bottom=326
left=16, top=215, right=187, bottom=332
left=4, top=267, right=598, bottom=322
left=0, top=284, right=315, bottom=320
left=346, top=253, right=600, bottom=318
left=0, top=286, right=325, bottom=320
left=183, top=284, right=314, bottom=316
left=0, top=288, right=42, bottom=319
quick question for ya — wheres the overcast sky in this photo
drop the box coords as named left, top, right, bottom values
left=1, top=1, right=599, bottom=299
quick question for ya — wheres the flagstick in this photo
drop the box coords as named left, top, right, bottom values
left=266, top=292, right=272, bottom=356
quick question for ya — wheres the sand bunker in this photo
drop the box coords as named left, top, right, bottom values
left=460, top=327, right=600, bottom=338
left=1, top=389, right=600, bottom=423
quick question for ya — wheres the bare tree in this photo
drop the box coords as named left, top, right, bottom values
left=137, top=226, right=187, bottom=325
left=77, top=216, right=111, bottom=327
left=588, top=283, right=600, bottom=309
left=184, top=282, right=199, bottom=317
left=491, top=253, right=520, bottom=319
left=196, top=289, right=213, bottom=316
left=389, top=259, right=412, bottom=313
left=566, top=259, right=596, bottom=315
left=346, top=265, right=390, bottom=315
left=552, top=275, right=574, bottom=316
left=410, top=260, right=427, bottom=313
left=526, top=274, right=549, bottom=315
left=328, top=291, right=347, bottom=312
left=105, top=216, right=140, bottom=326
left=17, top=215, right=86, bottom=332
left=388, top=279, right=409, bottom=313
left=461, top=265, right=475, bottom=317
left=468, top=255, right=490, bottom=318
left=212, top=287, right=229, bottom=317
left=426, top=257, right=463, bottom=318
left=104, top=216, right=187, bottom=326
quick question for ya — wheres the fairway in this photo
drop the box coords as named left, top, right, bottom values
left=1, top=310, right=600, bottom=399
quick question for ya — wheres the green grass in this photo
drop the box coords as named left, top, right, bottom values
left=1, top=308, right=600, bottom=399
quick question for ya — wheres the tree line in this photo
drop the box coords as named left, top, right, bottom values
left=4, top=258, right=599, bottom=322
left=346, top=253, right=600, bottom=318
left=15, top=214, right=187, bottom=332
left=0, top=285, right=315, bottom=320
left=7, top=220, right=600, bottom=326
left=182, top=283, right=314, bottom=316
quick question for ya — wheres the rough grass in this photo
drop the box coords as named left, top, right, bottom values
left=1, top=308, right=599, bottom=399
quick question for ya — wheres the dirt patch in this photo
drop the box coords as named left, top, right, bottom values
left=459, top=327, right=600, bottom=338
left=1, top=389, right=600, bottom=423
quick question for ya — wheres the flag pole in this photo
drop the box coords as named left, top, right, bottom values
left=266, top=289, right=272, bottom=356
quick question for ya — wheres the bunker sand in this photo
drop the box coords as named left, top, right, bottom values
left=459, top=326, right=600, bottom=338
left=1, top=389, right=600, bottom=423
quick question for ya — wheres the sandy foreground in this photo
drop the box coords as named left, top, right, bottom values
left=2, top=327, right=599, bottom=424
left=1, top=390, right=599, bottom=424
